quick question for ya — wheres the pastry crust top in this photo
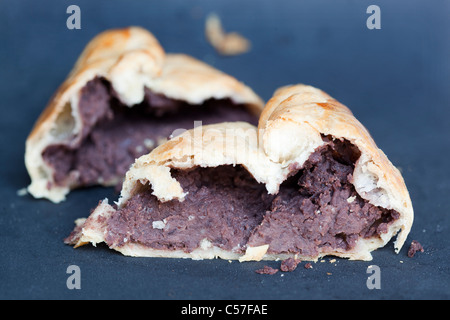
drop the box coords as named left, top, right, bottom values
left=25, top=26, right=264, bottom=203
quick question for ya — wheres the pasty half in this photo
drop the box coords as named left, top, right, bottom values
left=25, top=27, right=264, bottom=203
left=65, top=84, right=413, bottom=262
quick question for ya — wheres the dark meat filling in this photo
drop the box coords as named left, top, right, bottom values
left=42, top=77, right=258, bottom=187
left=104, top=138, right=400, bottom=256
left=247, top=138, right=400, bottom=256
left=105, top=166, right=274, bottom=252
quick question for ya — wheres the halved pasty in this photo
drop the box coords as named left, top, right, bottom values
left=25, top=27, right=264, bottom=203
left=65, top=84, right=413, bottom=261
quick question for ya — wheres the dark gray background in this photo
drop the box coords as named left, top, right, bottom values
left=0, top=0, right=449, bottom=300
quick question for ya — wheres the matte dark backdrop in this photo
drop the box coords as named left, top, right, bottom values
left=0, top=0, right=449, bottom=300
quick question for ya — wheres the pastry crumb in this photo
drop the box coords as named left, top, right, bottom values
left=280, top=257, right=301, bottom=272
left=255, top=266, right=279, bottom=275
left=17, top=188, right=28, bottom=196
left=205, top=13, right=250, bottom=56
left=407, top=240, right=424, bottom=258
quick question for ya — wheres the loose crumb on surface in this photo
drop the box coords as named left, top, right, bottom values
left=407, top=240, right=424, bottom=258
left=205, top=13, right=251, bottom=56
left=304, top=263, right=313, bottom=269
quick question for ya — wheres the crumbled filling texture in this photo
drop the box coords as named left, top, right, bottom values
left=103, top=137, right=400, bottom=257
left=42, top=77, right=258, bottom=188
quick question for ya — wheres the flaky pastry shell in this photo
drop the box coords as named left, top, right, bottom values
left=67, top=84, right=413, bottom=262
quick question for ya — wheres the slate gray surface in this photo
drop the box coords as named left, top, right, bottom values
left=0, top=0, right=449, bottom=299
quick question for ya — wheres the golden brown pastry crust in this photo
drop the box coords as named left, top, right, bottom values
left=25, top=27, right=264, bottom=203
left=68, top=84, right=413, bottom=262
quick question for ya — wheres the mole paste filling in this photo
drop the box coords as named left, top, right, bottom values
left=42, top=77, right=258, bottom=187
left=104, top=137, right=400, bottom=256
